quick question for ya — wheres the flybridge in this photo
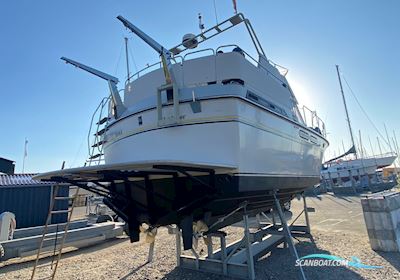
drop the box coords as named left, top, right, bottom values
left=60, top=13, right=284, bottom=121
left=60, top=13, right=303, bottom=130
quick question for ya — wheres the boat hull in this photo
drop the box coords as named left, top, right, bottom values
left=105, top=173, right=316, bottom=233
left=100, top=98, right=326, bottom=245
left=104, top=98, right=327, bottom=187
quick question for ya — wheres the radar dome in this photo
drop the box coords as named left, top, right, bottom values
left=182, top=34, right=198, bottom=49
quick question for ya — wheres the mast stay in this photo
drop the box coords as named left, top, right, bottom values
left=335, top=65, right=357, bottom=159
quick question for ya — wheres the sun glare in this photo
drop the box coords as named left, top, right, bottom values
left=288, top=77, right=314, bottom=109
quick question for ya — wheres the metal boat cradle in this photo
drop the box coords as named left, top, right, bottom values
left=37, top=162, right=305, bottom=251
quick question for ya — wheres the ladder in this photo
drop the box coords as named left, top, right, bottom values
left=30, top=185, right=80, bottom=280
left=169, top=13, right=246, bottom=55
left=87, top=97, right=110, bottom=166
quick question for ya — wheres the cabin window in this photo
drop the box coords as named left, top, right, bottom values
left=310, top=135, right=318, bottom=144
left=166, top=89, right=174, bottom=102
left=247, top=92, right=259, bottom=102
left=299, top=130, right=309, bottom=141
left=222, top=79, right=244, bottom=85
left=246, top=91, right=288, bottom=117
left=138, top=116, right=143, bottom=126
left=108, top=98, right=116, bottom=118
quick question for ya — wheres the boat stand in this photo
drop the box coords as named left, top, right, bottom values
left=168, top=192, right=311, bottom=280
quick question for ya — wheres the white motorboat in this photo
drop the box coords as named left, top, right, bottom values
left=321, top=153, right=396, bottom=181
left=36, top=13, right=328, bottom=248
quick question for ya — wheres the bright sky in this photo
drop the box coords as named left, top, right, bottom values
left=1, top=0, right=399, bottom=173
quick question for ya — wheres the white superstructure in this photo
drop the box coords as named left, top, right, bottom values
left=66, top=13, right=328, bottom=190
left=104, top=51, right=326, bottom=178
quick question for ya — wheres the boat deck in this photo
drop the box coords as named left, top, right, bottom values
left=34, top=161, right=237, bottom=182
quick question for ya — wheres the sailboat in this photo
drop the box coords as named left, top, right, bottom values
left=36, top=13, right=328, bottom=248
left=321, top=65, right=396, bottom=186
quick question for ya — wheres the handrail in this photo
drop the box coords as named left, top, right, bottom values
left=125, top=61, right=162, bottom=86
left=183, top=48, right=215, bottom=60
left=216, top=44, right=287, bottom=85
left=215, top=44, right=240, bottom=53
left=268, top=60, right=289, bottom=76
left=120, top=44, right=326, bottom=138
left=300, top=105, right=326, bottom=137
left=124, top=45, right=288, bottom=86
left=87, top=96, right=110, bottom=165
left=124, top=56, right=185, bottom=87
left=172, top=55, right=184, bottom=64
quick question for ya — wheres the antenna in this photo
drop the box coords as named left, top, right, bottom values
left=117, top=15, right=174, bottom=84
left=392, top=132, right=400, bottom=168
left=358, top=130, right=364, bottom=158
left=341, top=140, right=346, bottom=159
left=368, top=136, right=375, bottom=157
left=377, top=137, right=383, bottom=156
left=22, top=138, right=28, bottom=173
left=125, top=37, right=131, bottom=83
left=368, top=135, right=378, bottom=169
left=335, top=65, right=357, bottom=159
left=232, top=0, right=238, bottom=14
left=198, top=13, right=205, bottom=33
left=212, top=0, right=219, bottom=24
left=384, top=123, right=393, bottom=153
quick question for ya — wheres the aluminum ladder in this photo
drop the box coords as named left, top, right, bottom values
left=30, top=185, right=80, bottom=280
left=87, top=96, right=110, bottom=166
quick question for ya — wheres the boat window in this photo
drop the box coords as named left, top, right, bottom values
left=166, top=88, right=174, bottom=102
left=247, top=92, right=259, bottom=101
left=222, top=78, right=244, bottom=85
left=108, top=98, right=116, bottom=118
left=246, top=91, right=288, bottom=117
left=310, top=135, right=318, bottom=144
left=299, top=130, right=309, bottom=141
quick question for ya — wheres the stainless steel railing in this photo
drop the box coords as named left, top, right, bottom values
left=300, top=105, right=326, bottom=137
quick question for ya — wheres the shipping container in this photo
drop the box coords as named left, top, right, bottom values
left=0, top=174, right=69, bottom=228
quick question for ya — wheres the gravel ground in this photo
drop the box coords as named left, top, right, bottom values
left=0, top=226, right=399, bottom=280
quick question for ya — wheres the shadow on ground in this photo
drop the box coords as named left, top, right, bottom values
left=376, top=251, right=400, bottom=272
left=0, top=237, right=128, bottom=274
left=160, top=238, right=365, bottom=280
left=255, top=239, right=364, bottom=280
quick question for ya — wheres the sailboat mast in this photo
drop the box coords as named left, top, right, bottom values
left=125, top=37, right=131, bottom=83
left=377, top=137, right=383, bottom=156
left=335, top=65, right=357, bottom=159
